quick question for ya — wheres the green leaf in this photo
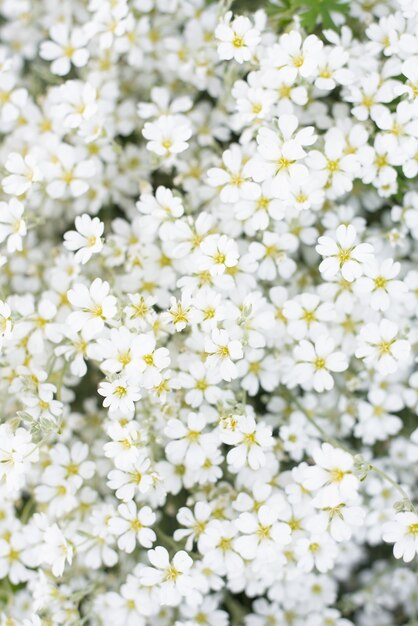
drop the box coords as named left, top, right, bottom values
left=292, top=0, right=350, bottom=30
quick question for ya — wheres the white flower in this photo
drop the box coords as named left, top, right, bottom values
left=2, top=152, right=42, bottom=196
left=98, top=377, right=142, bottom=413
left=235, top=505, right=292, bottom=560
left=109, top=502, right=156, bottom=552
left=0, top=532, right=32, bottom=583
left=41, top=521, right=74, bottom=577
left=273, top=31, right=323, bottom=80
left=64, top=214, right=104, bottom=264
left=355, top=319, right=411, bottom=375
left=247, top=115, right=316, bottom=193
left=165, top=412, right=215, bottom=467
left=295, top=534, right=338, bottom=573
left=107, top=452, right=153, bottom=501
left=139, top=546, right=195, bottom=606
left=204, top=328, right=243, bottom=382
left=221, top=414, right=274, bottom=471
left=302, top=443, right=359, bottom=502
left=43, top=145, right=96, bottom=199
left=215, top=12, right=260, bottom=64
left=284, top=335, right=348, bottom=393
left=354, top=258, right=406, bottom=311
left=207, top=144, right=257, bottom=203
left=316, top=224, right=374, bottom=282
left=0, top=198, right=26, bottom=252
left=142, top=115, right=192, bottom=157
left=67, top=278, right=117, bottom=339
left=173, top=502, right=212, bottom=551
left=383, top=512, right=418, bottom=562
left=0, top=424, right=38, bottom=493
left=174, top=360, right=222, bottom=408
left=199, top=520, right=242, bottom=576
left=52, top=80, right=97, bottom=129
left=40, top=24, right=89, bottom=76
left=198, top=234, right=239, bottom=276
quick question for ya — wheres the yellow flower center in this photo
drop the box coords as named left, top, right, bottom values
left=232, top=36, right=244, bottom=48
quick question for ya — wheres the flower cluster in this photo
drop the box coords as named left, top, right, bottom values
left=0, top=0, right=417, bottom=624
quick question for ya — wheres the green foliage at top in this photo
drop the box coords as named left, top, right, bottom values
left=229, top=0, right=351, bottom=32
left=291, top=0, right=350, bottom=30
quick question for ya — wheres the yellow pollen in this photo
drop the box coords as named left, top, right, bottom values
left=133, top=471, right=142, bottom=484
left=330, top=468, right=345, bottom=483
left=232, top=36, right=244, bottom=48
left=265, top=244, right=277, bottom=257
left=217, top=345, right=230, bottom=358
left=143, top=354, right=154, bottom=366
left=275, top=307, right=286, bottom=321
left=0, top=91, right=11, bottom=104
left=218, top=537, right=232, bottom=551
left=276, top=157, right=293, bottom=171
left=374, top=276, right=387, bottom=289
left=378, top=341, right=393, bottom=355
left=119, top=352, right=131, bottom=365
left=279, top=84, right=291, bottom=98
left=132, top=302, right=148, bottom=317
left=204, top=307, right=216, bottom=319
left=293, top=55, right=304, bottom=67
left=327, top=159, right=340, bottom=172
left=244, top=432, right=257, bottom=445
left=408, top=523, right=418, bottom=535
left=162, top=139, right=172, bottom=150
left=194, top=521, right=206, bottom=534
left=131, top=518, right=143, bottom=531
left=257, top=196, right=269, bottom=209
left=9, top=548, right=20, bottom=561
left=256, top=525, right=271, bottom=539
left=338, top=248, right=351, bottom=264
left=375, top=154, right=388, bottom=168
left=309, top=542, right=320, bottom=553
left=214, top=252, right=226, bottom=265
left=288, top=518, right=301, bottom=531
left=196, top=379, right=208, bottom=391
left=90, top=304, right=103, bottom=318
left=302, top=310, right=316, bottom=324
left=249, top=361, right=261, bottom=373
left=114, top=385, right=127, bottom=398
left=164, top=565, right=180, bottom=581
left=230, top=174, right=243, bottom=186
left=314, top=357, right=326, bottom=370
left=66, top=463, right=79, bottom=476
left=362, top=95, right=374, bottom=108
left=62, top=170, right=74, bottom=184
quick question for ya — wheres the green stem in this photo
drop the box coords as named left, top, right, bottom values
left=224, top=594, right=247, bottom=625
left=20, top=497, right=36, bottom=524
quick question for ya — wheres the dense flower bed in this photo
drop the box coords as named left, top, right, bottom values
left=0, top=0, right=418, bottom=624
